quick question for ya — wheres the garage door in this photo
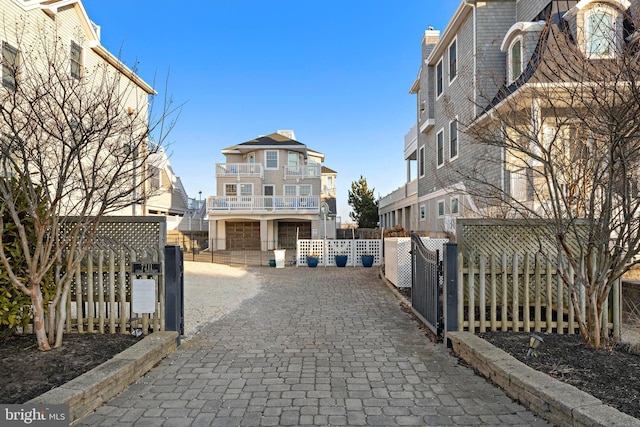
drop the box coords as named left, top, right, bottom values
left=278, top=222, right=311, bottom=249
left=225, top=221, right=261, bottom=250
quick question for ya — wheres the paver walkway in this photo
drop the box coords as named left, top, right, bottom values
left=77, top=266, right=548, bottom=426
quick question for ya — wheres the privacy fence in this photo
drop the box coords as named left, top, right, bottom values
left=63, top=217, right=167, bottom=335
left=296, top=239, right=382, bottom=267
left=454, top=219, right=621, bottom=338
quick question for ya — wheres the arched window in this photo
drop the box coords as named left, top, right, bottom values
left=509, top=37, right=523, bottom=83
left=585, top=7, right=616, bottom=57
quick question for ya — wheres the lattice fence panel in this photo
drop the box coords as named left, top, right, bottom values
left=59, top=217, right=167, bottom=334
left=296, top=239, right=382, bottom=267
left=457, top=218, right=588, bottom=269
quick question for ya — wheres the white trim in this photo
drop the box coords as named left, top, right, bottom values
left=584, top=5, right=617, bottom=59
left=436, top=58, right=444, bottom=99
left=449, top=118, right=459, bottom=161
left=508, top=36, right=524, bottom=83
left=500, top=21, right=546, bottom=52
left=448, top=37, right=458, bottom=84
left=436, top=128, right=445, bottom=168
left=419, top=204, right=426, bottom=221
left=563, top=0, right=630, bottom=20
left=265, top=150, right=279, bottom=170
left=419, top=146, right=426, bottom=178
left=450, top=196, right=459, bottom=215
left=419, top=118, right=434, bottom=133
left=437, top=199, right=446, bottom=217
left=1, top=40, right=20, bottom=90
left=69, top=39, right=84, bottom=79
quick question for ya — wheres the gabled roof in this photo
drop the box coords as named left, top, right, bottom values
left=222, top=132, right=324, bottom=161
left=16, top=0, right=155, bottom=95
left=322, top=166, right=337, bottom=174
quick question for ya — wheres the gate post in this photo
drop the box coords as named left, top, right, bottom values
left=165, top=245, right=184, bottom=345
left=443, top=242, right=458, bottom=347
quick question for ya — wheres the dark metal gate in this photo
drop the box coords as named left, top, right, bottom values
left=410, top=232, right=443, bottom=336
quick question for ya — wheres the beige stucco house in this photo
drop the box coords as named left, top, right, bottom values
left=207, top=131, right=337, bottom=250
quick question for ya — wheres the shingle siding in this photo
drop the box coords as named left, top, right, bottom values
left=408, top=0, right=604, bottom=235
left=516, top=0, right=550, bottom=22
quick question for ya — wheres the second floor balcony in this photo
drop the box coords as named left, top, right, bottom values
left=207, top=195, right=320, bottom=214
left=216, top=163, right=264, bottom=179
left=284, top=164, right=321, bottom=180
left=379, top=179, right=418, bottom=210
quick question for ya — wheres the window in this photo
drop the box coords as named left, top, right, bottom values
left=509, top=38, right=522, bottom=82
left=70, top=41, right=82, bottom=79
left=449, top=39, right=457, bottom=82
left=265, top=150, right=278, bottom=169
left=449, top=119, right=458, bottom=160
left=225, top=183, right=252, bottom=197
left=436, top=59, right=443, bottom=97
left=451, top=197, right=459, bottom=214
left=299, top=185, right=311, bottom=196
left=586, top=8, right=615, bottom=58
left=149, top=166, right=161, bottom=191
left=2, top=42, right=19, bottom=90
left=420, top=204, right=426, bottom=221
left=436, top=129, right=444, bottom=167
left=284, top=185, right=297, bottom=196
left=225, top=184, right=237, bottom=196
left=438, top=200, right=445, bottom=217
left=419, top=146, right=425, bottom=177
left=287, top=151, right=298, bottom=166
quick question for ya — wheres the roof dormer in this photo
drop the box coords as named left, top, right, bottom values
left=563, top=0, right=631, bottom=59
left=500, top=21, right=546, bottom=84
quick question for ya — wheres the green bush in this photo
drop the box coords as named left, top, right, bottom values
left=0, top=177, right=54, bottom=338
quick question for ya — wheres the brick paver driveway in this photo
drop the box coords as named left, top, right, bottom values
left=77, top=266, right=548, bottom=426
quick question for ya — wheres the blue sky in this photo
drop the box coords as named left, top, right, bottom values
left=82, top=1, right=460, bottom=221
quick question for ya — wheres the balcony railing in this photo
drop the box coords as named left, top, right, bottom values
left=216, top=163, right=264, bottom=179
left=207, top=195, right=320, bottom=213
left=284, top=165, right=321, bottom=180
left=379, top=179, right=418, bottom=209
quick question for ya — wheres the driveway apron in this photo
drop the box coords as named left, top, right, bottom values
left=77, top=266, right=548, bottom=426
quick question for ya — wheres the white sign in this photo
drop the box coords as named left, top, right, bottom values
left=132, top=279, right=156, bottom=313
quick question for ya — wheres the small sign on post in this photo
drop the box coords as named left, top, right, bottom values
left=132, top=279, right=156, bottom=314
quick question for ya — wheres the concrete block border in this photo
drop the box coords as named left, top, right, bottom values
left=448, top=331, right=640, bottom=427
left=28, top=331, right=178, bottom=423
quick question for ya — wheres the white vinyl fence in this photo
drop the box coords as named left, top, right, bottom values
left=296, top=239, right=382, bottom=267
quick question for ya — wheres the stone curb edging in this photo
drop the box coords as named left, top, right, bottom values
left=28, top=331, right=179, bottom=424
left=448, top=331, right=640, bottom=427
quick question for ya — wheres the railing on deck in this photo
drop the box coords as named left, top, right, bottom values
left=216, top=163, right=264, bottom=179
left=207, top=195, right=320, bottom=213
left=284, top=164, right=321, bottom=179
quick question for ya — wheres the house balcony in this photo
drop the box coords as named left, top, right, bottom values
left=379, top=179, right=418, bottom=210
left=404, top=124, right=418, bottom=161
left=207, top=195, right=321, bottom=214
left=284, top=164, right=321, bottom=180
left=216, top=163, right=264, bottom=179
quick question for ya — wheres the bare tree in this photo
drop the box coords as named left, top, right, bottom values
left=0, top=20, right=179, bottom=350
left=458, top=5, right=640, bottom=347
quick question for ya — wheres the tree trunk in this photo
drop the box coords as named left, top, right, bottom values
left=30, top=287, right=51, bottom=351
left=53, top=282, right=71, bottom=349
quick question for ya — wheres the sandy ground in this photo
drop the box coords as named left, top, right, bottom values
left=182, top=261, right=262, bottom=340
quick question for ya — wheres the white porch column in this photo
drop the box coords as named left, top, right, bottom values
left=260, top=219, right=269, bottom=251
